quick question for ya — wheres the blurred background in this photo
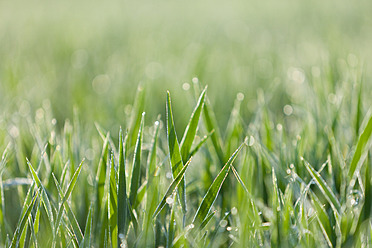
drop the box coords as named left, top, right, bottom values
left=1, top=0, right=372, bottom=134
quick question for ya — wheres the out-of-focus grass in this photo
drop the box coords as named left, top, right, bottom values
left=1, top=0, right=372, bottom=131
left=1, top=0, right=372, bottom=247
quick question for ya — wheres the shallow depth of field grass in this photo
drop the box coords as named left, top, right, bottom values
left=1, top=0, right=372, bottom=247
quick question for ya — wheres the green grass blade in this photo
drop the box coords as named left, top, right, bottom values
left=54, top=159, right=84, bottom=238
left=80, top=204, right=93, bottom=248
left=51, top=173, right=83, bottom=243
left=231, top=165, right=250, bottom=195
left=26, top=160, right=55, bottom=237
left=108, top=153, right=118, bottom=248
left=10, top=189, right=39, bottom=248
left=117, top=129, right=129, bottom=243
left=153, top=157, right=192, bottom=219
left=96, top=132, right=110, bottom=217
left=166, top=91, right=187, bottom=213
left=188, top=130, right=214, bottom=159
left=348, top=111, right=372, bottom=179
left=192, top=142, right=245, bottom=226
left=147, top=120, right=160, bottom=185
left=203, top=96, right=225, bottom=164
left=199, top=210, right=216, bottom=231
left=309, top=191, right=334, bottom=247
left=128, top=84, right=146, bottom=148
left=143, top=120, right=160, bottom=246
left=180, top=86, right=207, bottom=162
left=129, top=112, right=145, bottom=206
left=303, top=159, right=341, bottom=213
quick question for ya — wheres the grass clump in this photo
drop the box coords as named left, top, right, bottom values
left=1, top=65, right=372, bottom=247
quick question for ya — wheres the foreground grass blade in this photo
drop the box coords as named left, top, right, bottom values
left=143, top=121, right=160, bottom=246
left=303, top=159, right=341, bottom=213
left=10, top=189, right=39, bottom=248
left=96, top=132, right=110, bottom=217
left=192, top=142, right=245, bottom=226
left=117, top=129, right=129, bottom=243
left=180, top=86, right=207, bottom=163
left=51, top=174, right=83, bottom=244
left=129, top=112, right=145, bottom=206
left=348, top=111, right=372, bottom=179
left=26, top=160, right=55, bottom=237
left=54, top=159, right=85, bottom=236
left=153, top=157, right=192, bottom=219
left=108, top=153, right=117, bottom=248
left=166, top=91, right=187, bottom=213
left=309, top=191, right=335, bottom=247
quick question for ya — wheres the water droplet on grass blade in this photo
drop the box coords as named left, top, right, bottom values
left=166, top=197, right=174, bottom=205
left=220, top=220, right=228, bottom=227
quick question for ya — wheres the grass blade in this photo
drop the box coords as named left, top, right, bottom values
left=180, top=86, right=207, bottom=163
left=54, top=159, right=85, bottom=234
left=153, top=157, right=192, bottom=219
left=303, top=158, right=341, bottom=213
left=117, top=129, right=129, bottom=243
left=129, top=112, right=145, bottom=206
left=128, top=84, right=146, bottom=148
left=26, top=160, right=55, bottom=238
left=51, top=173, right=83, bottom=244
left=166, top=91, right=187, bottom=213
left=80, top=204, right=93, bottom=248
left=348, top=111, right=372, bottom=179
left=203, top=95, right=225, bottom=164
left=192, top=142, right=245, bottom=226
left=10, top=189, right=39, bottom=248
left=108, top=153, right=117, bottom=248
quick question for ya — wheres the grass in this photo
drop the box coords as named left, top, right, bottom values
left=1, top=0, right=372, bottom=247
left=1, top=78, right=372, bottom=247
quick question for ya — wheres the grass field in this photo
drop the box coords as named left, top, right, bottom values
left=1, top=0, right=372, bottom=247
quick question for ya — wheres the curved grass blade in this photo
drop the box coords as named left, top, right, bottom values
left=166, top=91, right=187, bottom=213
left=129, top=112, right=145, bottom=206
left=180, top=86, right=207, bottom=162
left=153, top=157, right=192, bottom=219
left=348, top=111, right=372, bottom=179
left=303, top=159, right=341, bottom=213
left=192, top=142, right=245, bottom=226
